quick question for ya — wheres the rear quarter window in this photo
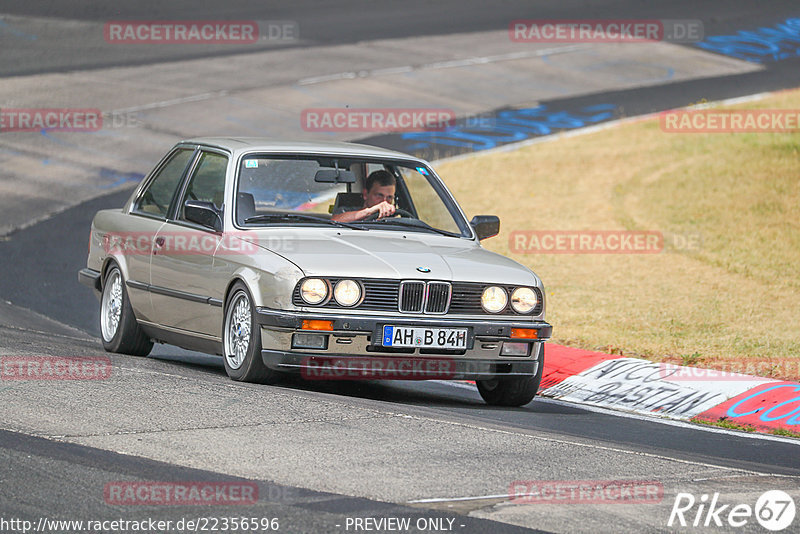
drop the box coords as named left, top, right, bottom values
left=133, top=149, right=195, bottom=219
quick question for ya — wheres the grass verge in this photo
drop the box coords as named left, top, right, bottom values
left=691, top=417, right=800, bottom=439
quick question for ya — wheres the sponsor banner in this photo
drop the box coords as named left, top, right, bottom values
left=1, top=356, right=111, bottom=380
left=104, top=481, right=258, bottom=505
left=539, top=344, right=617, bottom=390
left=660, top=109, right=800, bottom=133
left=695, top=381, right=800, bottom=432
left=509, top=479, right=663, bottom=504
left=538, top=357, right=773, bottom=419
left=301, top=108, right=456, bottom=133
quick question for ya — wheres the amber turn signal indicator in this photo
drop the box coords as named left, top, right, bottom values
left=510, top=328, right=537, bottom=339
left=301, top=319, right=334, bottom=331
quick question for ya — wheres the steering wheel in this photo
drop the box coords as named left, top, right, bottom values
left=362, top=208, right=414, bottom=221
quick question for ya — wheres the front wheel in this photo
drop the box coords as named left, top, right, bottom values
left=477, top=345, right=545, bottom=407
left=100, top=264, right=153, bottom=356
left=222, top=282, right=282, bottom=384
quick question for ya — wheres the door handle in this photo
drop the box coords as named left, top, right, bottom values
left=153, top=236, right=165, bottom=254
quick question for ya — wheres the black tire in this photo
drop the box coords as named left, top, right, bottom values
left=222, top=282, right=282, bottom=384
left=100, top=264, right=153, bottom=356
left=477, top=344, right=545, bottom=407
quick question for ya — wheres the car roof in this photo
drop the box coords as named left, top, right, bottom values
left=182, top=137, right=424, bottom=162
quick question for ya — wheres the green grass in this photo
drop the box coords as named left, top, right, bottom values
left=691, top=417, right=756, bottom=433
left=770, top=427, right=800, bottom=439
left=692, top=417, right=800, bottom=439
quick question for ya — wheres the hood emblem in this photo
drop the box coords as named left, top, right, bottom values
left=416, top=266, right=431, bottom=273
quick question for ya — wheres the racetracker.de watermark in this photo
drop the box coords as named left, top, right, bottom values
left=300, top=356, right=458, bottom=380
left=659, top=361, right=800, bottom=381
left=1, top=356, right=111, bottom=380
left=660, top=109, right=800, bottom=133
left=0, top=108, right=101, bottom=132
left=104, top=481, right=259, bottom=506
left=509, top=19, right=703, bottom=43
left=508, top=480, right=664, bottom=504
left=104, top=20, right=298, bottom=44
left=509, top=230, right=702, bottom=254
left=0, top=108, right=142, bottom=133
left=301, top=108, right=457, bottom=132
left=101, top=232, right=295, bottom=256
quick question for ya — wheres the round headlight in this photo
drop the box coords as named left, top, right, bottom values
left=481, top=286, right=508, bottom=313
left=334, top=279, right=361, bottom=307
left=300, top=278, right=328, bottom=305
left=511, top=287, right=538, bottom=314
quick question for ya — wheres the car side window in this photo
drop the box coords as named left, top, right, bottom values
left=133, top=149, right=194, bottom=219
left=398, top=166, right=462, bottom=234
left=178, top=151, right=228, bottom=221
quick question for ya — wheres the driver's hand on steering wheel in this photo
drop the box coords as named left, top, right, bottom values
left=367, top=201, right=396, bottom=219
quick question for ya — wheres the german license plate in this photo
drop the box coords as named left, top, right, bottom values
left=382, top=326, right=468, bottom=349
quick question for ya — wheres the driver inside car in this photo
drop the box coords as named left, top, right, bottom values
left=331, top=170, right=396, bottom=222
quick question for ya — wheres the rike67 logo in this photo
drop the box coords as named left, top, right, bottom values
left=668, top=490, right=796, bottom=531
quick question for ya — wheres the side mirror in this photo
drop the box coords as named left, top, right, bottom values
left=470, top=215, right=500, bottom=240
left=314, top=169, right=356, bottom=183
left=185, top=200, right=222, bottom=232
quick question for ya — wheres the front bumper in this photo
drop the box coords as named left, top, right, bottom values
left=256, top=307, right=551, bottom=380
left=261, top=349, right=542, bottom=380
left=79, top=268, right=102, bottom=294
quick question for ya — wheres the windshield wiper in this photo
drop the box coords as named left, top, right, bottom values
left=357, top=217, right=460, bottom=237
left=244, top=213, right=366, bottom=230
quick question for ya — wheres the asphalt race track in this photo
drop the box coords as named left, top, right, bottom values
left=1, top=2, right=800, bottom=533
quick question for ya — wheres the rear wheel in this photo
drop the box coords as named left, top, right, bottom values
left=222, top=282, right=282, bottom=384
left=477, top=345, right=545, bottom=407
left=100, top=264, right=153, bottom=356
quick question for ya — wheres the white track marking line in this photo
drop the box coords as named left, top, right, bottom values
left=388, top=411, right=795, bottom=477
left=409, top=469, right=800, bottom=505
left=410, top=493, right=512, bottom=504
left=430, top=379, right=800, bottom=445
left=433, top=92, right=777, bottom=165
left=369, top=66, right=414, bottom=76
left=536, top=397, right=800, bottom=445
left=298, top=44, right=589, bottom=85
left=110, top=91, right=230, bottom=115
left=430, top=379, right=476, bottom=391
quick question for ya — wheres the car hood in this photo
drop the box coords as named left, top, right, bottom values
left=238, top=228, right=540, bottom=286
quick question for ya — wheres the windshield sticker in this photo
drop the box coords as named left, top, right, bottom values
left=416, top=166, right=429, bottom=175
left=244, top=159, right=258, bottom=168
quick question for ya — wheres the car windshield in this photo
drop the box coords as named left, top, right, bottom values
left=235, top=155, right=469, bottom=237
